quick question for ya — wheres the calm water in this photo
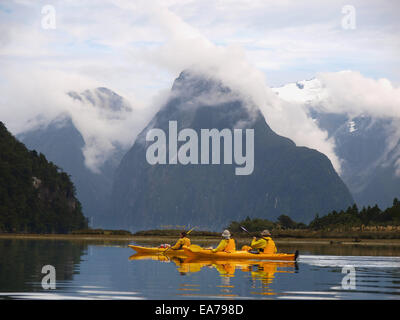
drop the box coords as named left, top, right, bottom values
left=1, top=239, right=400, bottom=300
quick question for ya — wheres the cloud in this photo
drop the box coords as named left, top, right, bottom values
left=316, top=71, right=400, bottom=174
left=0, top=65, right=156, bottom=173
left=0, top=0, right=342, bottom=174
left=275, top=70, right=400, bottom=175
left=2, top=0, right=399, bottom=175
left=0, top=67, right=97, bottom=132
left=125, top=3, right=343, bottom=172
left=140, top=0, right=400, bottom=86
left=314, top=71, right=400, bottom=119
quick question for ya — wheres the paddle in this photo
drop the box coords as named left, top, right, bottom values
left=186, top=226, right=196, bottom=235
left=240, top=225, right=251, bottom=235
left=240, top=225, right=268, bottom=241
left=163, top=227, right=197, bottom=254
left=240, top=225, right=270, bottom=254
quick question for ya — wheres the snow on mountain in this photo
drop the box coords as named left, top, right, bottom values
left=108, top=70, right=354, bottom=230
left=272, top=78, right=327, bottom=104
left=272, top=78, right=400, bottom=210
left=348, top=120, right=356, bottom=133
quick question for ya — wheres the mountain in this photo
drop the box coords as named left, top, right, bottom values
left=18, top=87, right=130, bottom=227
left=273, top=79, right=400, bottom=209
left=67, top=87, right=132, bottom=115
left=0, top=121, right=88, bottom=233
left=108, top=71, right=354, bottom=231
left=314, top=114, right=400, bottom=209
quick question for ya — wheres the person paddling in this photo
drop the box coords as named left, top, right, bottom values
left=170, top=231, right=191, bottom=250
left=212, top=230, right=236, bottom=253
left=249, top=230, right=277, bottom=254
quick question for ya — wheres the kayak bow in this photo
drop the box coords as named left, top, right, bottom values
left=128, top=245, right=186, bottom=257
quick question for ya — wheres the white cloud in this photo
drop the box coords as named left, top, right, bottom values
left=124, top=3, right=343, bottom=172
left=0, top=65, right=155, bottom=173
left=314, top=71, right=400, bottom=119
left=275, top=70, right=400, bottom=175
left=316, top=71, right=400, bottom=174
left=1, top=0, right=399, bottom=175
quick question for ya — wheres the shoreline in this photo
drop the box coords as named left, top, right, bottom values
left=2, top=233, right=400, bottom=247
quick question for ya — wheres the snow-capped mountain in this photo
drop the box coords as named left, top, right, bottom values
left=108, top=70, right=353, bottom=231
left=273, top=78, right=327, bottom=105
left=273, top=79, right=400, bottom=210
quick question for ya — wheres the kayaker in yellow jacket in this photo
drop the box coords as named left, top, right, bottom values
left=212, top=230, right=236, bottom=253
left=171, top=232, right=191, bottom=250
left=250, top=230, right=277, bottom=254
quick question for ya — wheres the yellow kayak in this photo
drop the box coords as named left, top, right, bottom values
left=182, top=246, right=299, bottom=261
left=128, top=245, right=186, bottom=257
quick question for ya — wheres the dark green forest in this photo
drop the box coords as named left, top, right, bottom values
left=309, top=199, right=400, bottom=230
left=0, top=121, right=88, bottom=233
left=228, top=197, right=400, bottom=233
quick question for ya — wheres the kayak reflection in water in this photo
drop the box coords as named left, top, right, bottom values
left=129, top=253, right=297, bottom=297
left=172, top=258, right=297, bottom=296
left=168, top=257, right=203, bottom=275
left=211, top=230, right=236, bottom=253
left=214, top=262, right=236, bottom=277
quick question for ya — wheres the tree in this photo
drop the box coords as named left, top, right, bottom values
left=277, top=214, right=298, bottom=229
left=0, top=122, right=88, bottom=233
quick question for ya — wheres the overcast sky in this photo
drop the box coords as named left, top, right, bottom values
left=0, top=0, right=399, bottom=173
left=1, top=0, right=399, bottom=98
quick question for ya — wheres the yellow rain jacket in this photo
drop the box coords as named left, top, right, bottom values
left=171, top=237, right=191, bottom=250
left=212, top=238, right=236, bottom=253
left=251, top=237, right=277, bottom=254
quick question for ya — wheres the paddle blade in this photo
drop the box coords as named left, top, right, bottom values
left=240, top=226, right=250, bottom=234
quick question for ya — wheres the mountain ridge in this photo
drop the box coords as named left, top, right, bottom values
left=273, top=79, right=400, bottom=209
left=108, top=70, right=354, bottom=231
left=17, top=87, right=130, bottom=227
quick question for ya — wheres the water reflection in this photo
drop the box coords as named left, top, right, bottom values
left=0, top=239, right=87, bottom=294
left=2, top=239, right=400, bottom=300
left=129, top=253, right=297, bottom=297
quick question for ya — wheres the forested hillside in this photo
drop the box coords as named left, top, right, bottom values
left=0, top=121, right=88, bottom=233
